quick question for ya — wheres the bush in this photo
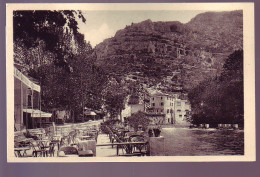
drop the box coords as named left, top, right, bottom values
left=127, top=111, right=151, bottom=131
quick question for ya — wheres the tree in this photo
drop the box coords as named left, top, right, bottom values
left=127, top=111, right=151, bottom=131
left=188, top=50, right=243, bottom=126
left=13, top=10, right=108, bottom=121
left=14, top=10, right=86, bottom=69
left=102, top=77, right=127, bottom=120
left=68, top=45, right=108, bottom=120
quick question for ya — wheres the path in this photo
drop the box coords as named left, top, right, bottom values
left=96, top=133, right=117, bottom=157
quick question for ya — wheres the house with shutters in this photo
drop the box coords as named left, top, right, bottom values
left=147, top=91, right=191, bottom=125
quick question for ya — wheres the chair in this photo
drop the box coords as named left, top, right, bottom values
left=48, top=142, right=55, bottom=157
left=29, top=142, right=45, bottom=157
left=60, top=136, right=67, bottom=147
left=24, top=130, right=39, bottom=141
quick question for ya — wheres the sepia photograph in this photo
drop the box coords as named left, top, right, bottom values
left=6, top=3, right=255, bottom=162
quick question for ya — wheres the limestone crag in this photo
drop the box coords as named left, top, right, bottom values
left=94, top=10, right=243, bottom=93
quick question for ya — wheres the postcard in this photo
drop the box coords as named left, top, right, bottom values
left=6, top=3, right=255, bottom=162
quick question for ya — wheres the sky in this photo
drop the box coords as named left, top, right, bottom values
left=77, top=10, right=206, bottom=47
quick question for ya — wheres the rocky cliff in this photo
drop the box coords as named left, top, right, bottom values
left=94, top=10, right=243, bottom=93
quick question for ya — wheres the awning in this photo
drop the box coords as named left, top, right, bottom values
left=84, top=111, right=96, bottom=116
left=14, top=67, right=41, bottom=92
left=23, top=109, right=52, bottom=118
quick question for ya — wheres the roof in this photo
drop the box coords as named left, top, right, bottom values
left=84, top=110, right=97, bottom=116
left=150, top=91, right=167, bottom=97
left=23, top=109, right=52, bottom=118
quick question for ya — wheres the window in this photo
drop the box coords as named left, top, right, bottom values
left=152, top=97, right=154, bottom=101
left=177, top=109, right=181, bottom=112
left=152, top=103, right=155, bottom=107
left=161, top=97, right=163, bottom=100
left=167, top=109, right=169, bottom=113
left=177, top=102, right=181, bottom=106
left=157, top=109, right=159, bottom=112
left=161, top=109, right=163, bottom=113
left=160, top=102, right=164, bottom=106
left=179, top=115, right=182, bottom=117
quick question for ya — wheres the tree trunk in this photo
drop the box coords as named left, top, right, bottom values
left=119, top=108, right=122, bottom=122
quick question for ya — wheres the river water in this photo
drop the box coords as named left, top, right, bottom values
left=161, top=128, right=244, bottom=156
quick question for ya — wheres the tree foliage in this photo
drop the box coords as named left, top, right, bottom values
left=188, top=50, right=243, bottom=126
left=13, top=10, right=108, bottom=119
left=102, top=77, right=127, bottom=119
left=14, top=10, right=129, bottom=122
left=127, top=111, right=151, bottom=131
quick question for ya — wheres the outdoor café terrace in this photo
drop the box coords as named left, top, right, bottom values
left=13, top=120, right=160, bottom=158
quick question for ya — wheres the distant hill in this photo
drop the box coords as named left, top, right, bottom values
left=94, top=10, right=243, bottom=94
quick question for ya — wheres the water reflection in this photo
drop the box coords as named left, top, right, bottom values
left=161, top=128, right=244, bottom=156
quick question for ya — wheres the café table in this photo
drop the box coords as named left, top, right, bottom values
left=77, top=140, right=96, bottom=156
left=78, top=136, right=92, bottom=141
left=35, top=132, right=44, bottom=140
left=14, top=147, right=30, bottom=157
left=52, top=135, right=62, bottom=140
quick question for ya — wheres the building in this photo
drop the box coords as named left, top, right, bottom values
left=121, top=103, right=144, bottom=122
left=174, top=99, right=191, bottom=125
left=14, top=67, right=52, bottom=130
left=116, top=92, right=191, bottom=125
left=147, top=91, right=191, bottom=125
left=148, top=92, right=176, bottom=124
left=119, top=94, right=145, bottom=122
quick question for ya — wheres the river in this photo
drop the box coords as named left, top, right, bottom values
left=161, top=128, right=244, bottom=156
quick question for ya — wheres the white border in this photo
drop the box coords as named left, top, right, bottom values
left=6, top=3, right=255, bottom=162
